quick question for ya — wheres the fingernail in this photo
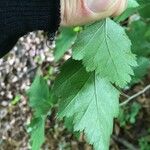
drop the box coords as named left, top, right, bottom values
left=86, top=0, right=110, bottom=12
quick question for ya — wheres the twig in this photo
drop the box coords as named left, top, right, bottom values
left=120, top=92, right=130, bottom=98
left=112, top=135, right=139, bottom=150
left=120, top=84, right=150, bottom=106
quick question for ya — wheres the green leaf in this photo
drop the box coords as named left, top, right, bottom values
left=54, top=27, right=77, bottom=61
left=27, top=75, right=52, bottom=150
left=129, top=102, right=141, bottom=124
left=138, top=1, right=150, bottom=18
left=139, top=136, right=150, bottom=150
left=131, top=57, right=150, bottom=84
left=28, top=75, right=52, bottom=117
left=64, top=116, right=80, bottom=138
left=127, top=20, right=150, bottom=57
left=128, top=0, right=139, bottom=8
left=53, top=59, right=119, bottom=150
left=73, top=19, right=137, bottom=87
left=145, top=27, right=150, bottom=42
left=30, top=117, right=45, bottom=150
left=115, top=0, right=139, bottom=22
left=118, top=102, right=141, bottom=126
left=64, top=117, right=74, bottom=132
left=118, top=108, right=127, bottom=127
left=137, top=0, right=150, bottom=4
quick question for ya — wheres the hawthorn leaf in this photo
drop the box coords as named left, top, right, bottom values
left=27, top=75, right=52, bottom=150
left=28, top=75, right=52, bottom=117
left=72, top=18, right=137, bottom=87
left=53, top=59, right=119, bottom=150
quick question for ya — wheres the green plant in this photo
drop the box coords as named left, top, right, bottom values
left=27, top=0, right=150, bottom=150
left=11, top=94, right=21, bottom=105
left=118, top=102, right=141, bottom=127
left=139, top=136, right=150, bottom=150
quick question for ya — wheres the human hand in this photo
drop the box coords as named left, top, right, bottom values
left=61, top=0, right=127, bottom=26
left=0, top=0, right=127, bottom=58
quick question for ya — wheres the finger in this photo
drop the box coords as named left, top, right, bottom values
left=60, top=0, right=127, bottom=26
left=88, top=0, right=127, bottom=21
left=86, top=0, right=112, bottom=12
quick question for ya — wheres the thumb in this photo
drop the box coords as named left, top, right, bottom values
left=86, top=0, right=114, bottom=12
left=60, top=0, right=127, bottom=26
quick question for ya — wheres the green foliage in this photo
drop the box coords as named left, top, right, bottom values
left=126, top=8, right=150, bottom=86
left=29, top=117, right=45, bottom=150
left=115, top=0, right=139, bottom=22
left=73, top=19, right=137, bottom=87
left=139, top=136, right=150, bottom=150
left=131, top=57, right=150, bottom=84
left=64, top=117, right=80, bottom=138
left=28, top=75, right=52, bottom=117
left=139, top=3, right=150, bottom=18
left=128, top=0, right=139, bottom=8
left=53, top=59, right=119, bottom=150
left=11, top=94, right=21, bottom=105
left=54, top=27, right=77, bottom=61
left=127, top=20, right=150, bottom=57
left=145, top=28, right=150, bottom=41
left=64, top=117, right=74, bottom=133
left=27, top=0, right=150, bottom=150
left=127, top=102, right=141, bottom=124
left=138, top=0, right=150, bottom=4
left=27, top=75, right=52, bottom=150
left=118, top=102, right=141, bottom=127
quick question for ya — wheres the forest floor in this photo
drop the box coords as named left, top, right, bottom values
left=0, top=32, right=150, bottom=150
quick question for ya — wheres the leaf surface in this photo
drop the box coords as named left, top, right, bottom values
left=30, top=117, right=45, bottom=150
left=54, top=59, right=119, bottom=150
left=54, top=27, right=77, bottom=61
left=73, top=19, right=137, bottom=87
left=28, top=75, right=52, bottom=117
left=27, top=75, right=52, bottom=150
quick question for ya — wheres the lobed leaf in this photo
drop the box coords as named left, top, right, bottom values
left=53, top=59, right=119, bottom=150
left=73, top=18, right=137, bottom=87
left=27, top=75, right=52, bottom=150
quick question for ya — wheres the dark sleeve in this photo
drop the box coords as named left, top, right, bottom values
left=0, top=0, right=61, bottom=58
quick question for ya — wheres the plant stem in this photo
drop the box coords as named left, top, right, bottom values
left=120, top=84, right=150, bottom=106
